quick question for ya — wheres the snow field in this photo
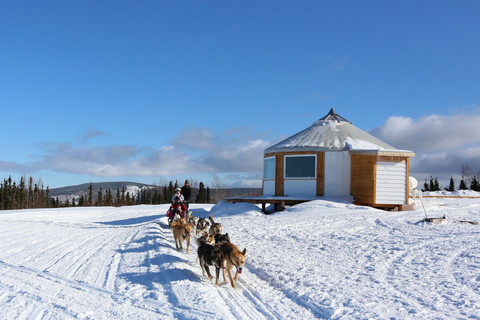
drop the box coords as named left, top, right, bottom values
left=0, top=195, right=479, bottom=319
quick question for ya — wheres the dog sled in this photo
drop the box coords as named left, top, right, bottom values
left=166, top=203, right=187, bottom=225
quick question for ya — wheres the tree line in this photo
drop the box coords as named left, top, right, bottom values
left=422, top=164, right=480, bottom=192
left=0, top=176, right=216, bottom=210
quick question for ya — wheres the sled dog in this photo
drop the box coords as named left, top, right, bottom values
left=196, top=231, right=215, bottom=246
left=208, top=215, right=223, bottom=235
left=214, top=233, right=230, bottom=245
left=218, top=242, right=246, bottom=288
left=170, top=220, right=192, bottom=254
left=195, top=217, right=210, bottom=237
left=197, top=242, right=224, bottom=285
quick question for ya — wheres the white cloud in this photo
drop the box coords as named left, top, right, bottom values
left=370, top=109, right=480, bottom=187
left=370, top=110, right=480, bottom=152
left=27, top=127, right=270, bottom=183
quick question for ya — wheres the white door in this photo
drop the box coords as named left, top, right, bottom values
left=324, top=151, right=351, bottom=197
left=375, top=161, right=406, bottom=205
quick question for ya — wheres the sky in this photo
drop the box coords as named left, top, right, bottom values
left=1, top=1, right=480, bottom=189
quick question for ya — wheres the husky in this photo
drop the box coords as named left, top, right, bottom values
left=208, top=215, right=222, bottom=236
left=170, top=220, right=192, bottom=254
left=197, top=242, right=224, bottom=285
left=196, top=231, right=215, bottom=246
left=195, top=217, right=210, bottom=237
left=214, top=233, right=230, bottom=245
left=218, top=242, right=246, bottom=288
left=186, top=211, right=198, bottom=234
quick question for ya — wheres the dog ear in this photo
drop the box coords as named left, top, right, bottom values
left=241, top=248, right=247, bottom=256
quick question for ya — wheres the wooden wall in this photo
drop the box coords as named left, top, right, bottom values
left=350, top=155, right=376, bottom=205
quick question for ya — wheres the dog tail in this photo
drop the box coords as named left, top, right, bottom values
left=209, top=214, right=215, bottom=224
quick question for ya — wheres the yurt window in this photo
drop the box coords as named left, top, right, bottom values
left=284, top=155, right=316, bottom=178
left=264, top=157, right=275, bottom=180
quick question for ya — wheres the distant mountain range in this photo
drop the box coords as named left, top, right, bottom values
left=49, top=181, right=262, bottom=202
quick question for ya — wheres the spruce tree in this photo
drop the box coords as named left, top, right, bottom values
left=459, top=177, right=468, bottom=190
left=423, top=179, right=430, bottom=192
left=429, top=176, right=435, bottom=192
left=88, top=182, right=93, bottom=206
left=471, top=176, right=479, bottom=191
left=448, top=177, right=455, bottom=192
left=196, top=182, right=205, bottom=203
left=116, top=187, right=121, bottom=206
left=98, top=188, right=103, bottom=206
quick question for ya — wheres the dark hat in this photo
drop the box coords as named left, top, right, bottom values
left=185, top=180, right=189, bottom=184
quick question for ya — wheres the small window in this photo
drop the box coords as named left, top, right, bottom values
left=285, top=155, right=316, bottom=178
left=264, top=157, right=275, bottom=180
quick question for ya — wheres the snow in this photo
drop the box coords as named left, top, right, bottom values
left=1, top=196, right=480, bottom=319
left=265, top=120, right=396, bottom=153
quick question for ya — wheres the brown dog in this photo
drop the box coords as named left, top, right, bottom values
left=170, top=220, right=192, bottom=254
left=218, top=242, right=246, bottom=288
left=196, top=231, right=215, bottom=246
left=208, top=215, right=222, bottom=236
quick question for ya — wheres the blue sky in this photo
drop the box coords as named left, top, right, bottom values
left=1, top=1, right=480, bottom=189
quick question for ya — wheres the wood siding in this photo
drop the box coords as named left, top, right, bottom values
left=316, top=152, right=325, bottom=196
left=275, top=153, right=284, bottom=196
left=350, top=155, right=376, bottom=204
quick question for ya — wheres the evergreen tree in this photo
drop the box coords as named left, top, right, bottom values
left=206, top=187, right=211, bottom=203
left=423, top=179, right=430, bottom=192
left=97, top=188, right=103, bottom=206
left=434, top=178, right=440, bottom=191
left=429, top=176, right=435, bottom=192
left=121, top=187, right=126, bottom=206
left=471, top=176, right=479, bottom=191
left=105, top=189, right=113, bottom=206
left=196, top=182, right=205, bottom=203
left=448, top=177, right=455, bottom=192
left=19, top=176, right=27, bottom=209
left=459, top=177, right=468, bottom=190
left=88, top=182, right=93, bottom=206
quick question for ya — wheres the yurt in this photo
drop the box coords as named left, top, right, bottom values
left=262, top=108, right=415, bottom=209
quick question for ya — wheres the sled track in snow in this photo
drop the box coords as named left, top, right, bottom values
left=154, top=220, right=324, bottom=319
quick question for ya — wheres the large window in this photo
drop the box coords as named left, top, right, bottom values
left=264, top=157, right=275, bottom=180
left=285, top=155, right=316, bottom=178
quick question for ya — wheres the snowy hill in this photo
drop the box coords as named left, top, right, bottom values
left=49, top=182, right=262, bottom=203
left=0, top=196, right=479, bottom=319
left=48, top=181, right=154, bottom=202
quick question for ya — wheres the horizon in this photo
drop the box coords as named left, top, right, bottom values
left=1, top=1, right=480, bottom=189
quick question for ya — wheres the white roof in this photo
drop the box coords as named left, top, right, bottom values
left=265, top=109, right=412, bottom=154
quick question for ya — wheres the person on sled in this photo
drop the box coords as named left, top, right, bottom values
left=166, top=195, right=188, bottom=223
left=172, top=187, right=185, bottom=204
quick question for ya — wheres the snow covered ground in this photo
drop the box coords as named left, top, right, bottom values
left=0, top=193, right=479, bottom=319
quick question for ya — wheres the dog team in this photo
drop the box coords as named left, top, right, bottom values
left=169, top=212, right=247, bottom=289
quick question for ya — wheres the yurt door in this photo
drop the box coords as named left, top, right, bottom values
left=324, top=151, right=351, bottom=197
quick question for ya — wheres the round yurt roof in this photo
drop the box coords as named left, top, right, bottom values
left=265, top=108, right=402, bottom=154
